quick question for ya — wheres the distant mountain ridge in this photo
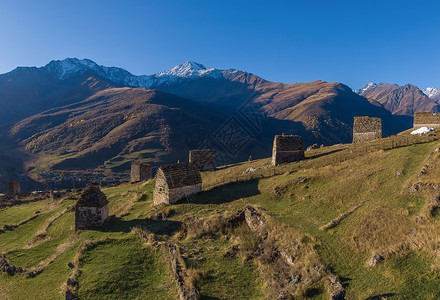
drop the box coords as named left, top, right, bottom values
left=43, top=58, right=239, bottom=88
left=355, top=82, right=440, bottom=116
left=0, top=58, right=413, bottom=191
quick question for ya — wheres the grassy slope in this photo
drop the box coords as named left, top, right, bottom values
left=1, top=138, right=440, bottom=299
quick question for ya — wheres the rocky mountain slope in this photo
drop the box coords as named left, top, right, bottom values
left=356, top=82, right=440, bottom=116
left=0, top=59, right=413, bottom=190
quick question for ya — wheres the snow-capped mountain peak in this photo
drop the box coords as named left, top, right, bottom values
left=354, top=82, right=377, bottom=94
left=42, top=58, right=237, bottom=88
left=422, top=87, right=440, bottom=98
left=154, top=61, right=220, bottom=79
left=45, top=58, right=100, bottom=80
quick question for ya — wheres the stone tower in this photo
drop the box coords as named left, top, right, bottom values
left=189, top=149, right=216, bottom=171
left=352, top=117, right=382, bottom=143
left=271, top=135, right=305, bottom=166
left=8, top=181, right=20, bottom=197
left=413, top=112, right=440, bottom=129
left=130, top=162, right=153, bottom=182
left=75, top=184, right=109, bottom=230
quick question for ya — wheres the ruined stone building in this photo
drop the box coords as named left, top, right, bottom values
left=271, top=135, right=305, bottom=166
left=131, top=162, right=153, bottom=182
left=413, top=112, right=440, bottom=129
left=189, top=149, right=216, bottom=171
left=153, top=162, right=202, bottom=205
left=352, top=117, right=382, bottom=143
left=8, top=181, right=20, bottom=197
left=75, top=184, right=109, bottom=230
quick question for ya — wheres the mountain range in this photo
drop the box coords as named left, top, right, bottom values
left=355, top=82, right=440, bottom=116
left=0, top=58, right=424, bottom=191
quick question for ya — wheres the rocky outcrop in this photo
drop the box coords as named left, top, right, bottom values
left=168, top=243, right=199, bottom=300
left=0, top=256, right=25, bottom=276
left=328, top=275, right=346, bottom=300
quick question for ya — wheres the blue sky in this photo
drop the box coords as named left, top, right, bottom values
left=1, top=0, right=439, bottom=89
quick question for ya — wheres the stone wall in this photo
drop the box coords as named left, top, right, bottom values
left=153, top=174, right=169, bottom=205
left=414, top=112, right=440, bottom=129
left=353, top=116, right=382, bottom=143
left=189, top=149, right=216, bottom=171
left=8, top=181, right=20, bottom=197
left=75, top=206, right=108, bottom=230
left=271, top=135, right=305, bottom=166
left=154, top=183, right=202, bottom=205
left=131, top=162, right=153, bottom=182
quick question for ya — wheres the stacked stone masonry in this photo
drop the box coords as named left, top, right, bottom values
left=271, top=135, right=305, bottom=166
left=413, top=112, right=440, bottom=129
left=8, top=181, right=20, bottom=197
left=75, top=184, right=109, bottom=230
left=131, top=162, right=153, bottom=182
left=154, top=162, right=202, bottom=205
left=352, top=116, right=382, bottom=143
left=189, top=149, right=216, bottom=171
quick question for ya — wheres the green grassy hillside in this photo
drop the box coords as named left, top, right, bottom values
left=2, top=134, right=440, bottom=299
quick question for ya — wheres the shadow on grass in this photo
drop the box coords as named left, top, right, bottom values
left=365, top=293, right=396, bottom=300
left=307, top=148, right=346, bottom=160
left=304, top=288, right=323, bottom=298
left=200, top=296, right=220, bottom=300
left=187, top=180, right=261, bottom=205
left=339, top=276, right=351, bottom=288
left=104, top=217, right=182, bottom=236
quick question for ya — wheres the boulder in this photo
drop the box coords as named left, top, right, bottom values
left=368, top=254, right=384, bottom=267
left=307, top=144, right=320, bottom=151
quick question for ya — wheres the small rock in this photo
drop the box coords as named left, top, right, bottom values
left=419, top=165, right=428, bottom=175
left=331, top=288, right=346, bottom=300
left=416, top=216, right=423, bottom=223
left=0, top=258, right=8, bottom=267
left=396, top=171, right=401, bottom=176
left=368, top=254, right=384, bottom=267
left=66, top=277, right=75, bottom=286
left=277, top=291, right=288, bottom=299
left=189, top=288, right=200, bottom=300
left=290, top=274, right=301, bottom=284
left=223, top=245, right=239, bottom=258
left=5, top=265, right=15, bottom=276
left=65, top=290, right=77, bottom=300
left=307, top=144, right=320, bottom=151
left=2, top=224, right=12, bottom=231
left=297, top=177, right=307, bottom=183
left=273, top=187, right=281, bottom=196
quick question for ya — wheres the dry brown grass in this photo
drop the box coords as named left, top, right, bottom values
left=352, top=207, right=413, bottom=254
left=178, top=207, right=330, bottom=298
left=113, top=192, right=143, bottom=218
